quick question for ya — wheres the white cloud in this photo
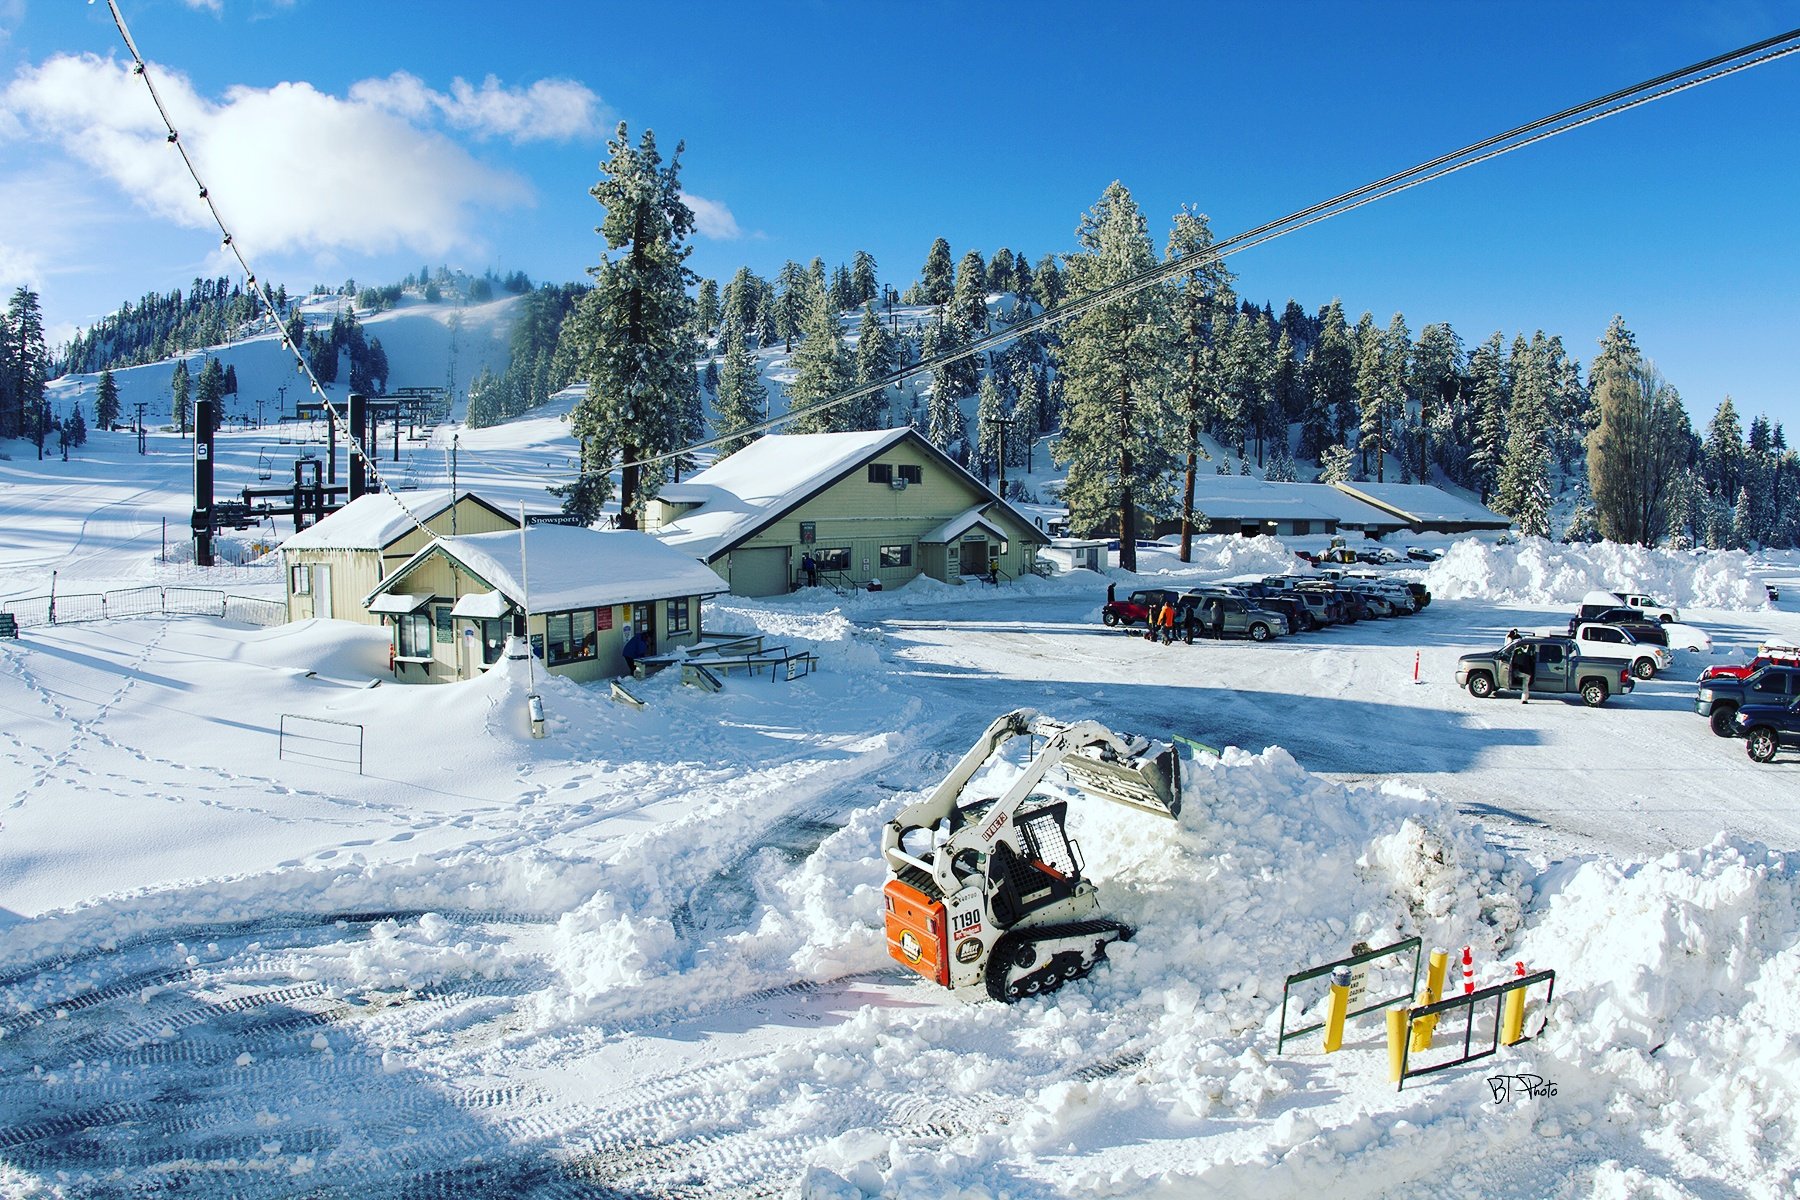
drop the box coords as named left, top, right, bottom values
left=349, top=71, right=605, bottom=143
left=4, top=53, right=532, bottom=260
left=181, top=0, right=224, bottom=13
left=682, top=191, right=741, bottom=240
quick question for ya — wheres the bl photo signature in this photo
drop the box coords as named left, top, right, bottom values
left=1488, top=1073, right=1557, bottom=1103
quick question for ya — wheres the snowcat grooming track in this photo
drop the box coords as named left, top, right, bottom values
left=985, top=919, right=1133, bottom=1003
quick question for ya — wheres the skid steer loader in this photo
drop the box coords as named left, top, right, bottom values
left=881, top=710, right=1182, bottom=1002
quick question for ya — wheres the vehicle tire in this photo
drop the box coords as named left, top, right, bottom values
left=1659, top=614, right=1672, bottom=623
left=1633, top=658, right=1657, bottom=681
left=1709, top=706, right=1739, bottom=738
left=1581, top=680, right=1608, bottom=707
left=1102, top=610, right=1120, bottom=627
left=1249, top=622, right=1270, bottom=642
left=1747, top=726, right=1780, bottom=763
left=1467, top=671, right=1495, bottom=699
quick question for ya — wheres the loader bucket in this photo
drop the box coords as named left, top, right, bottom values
left=1059, top=741, right=1182, bottom=820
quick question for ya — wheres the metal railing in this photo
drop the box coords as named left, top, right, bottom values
left=1277, top=937, right=1423, bottom=1053
left=278, top=714, right=365, bottom=774
left=1395, top=968, right=1556, bottom=1091
left=1, top=586, right=286, bottom=629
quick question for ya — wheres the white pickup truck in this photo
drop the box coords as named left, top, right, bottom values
left=1568, top=622, right=1673, bottom=680
left=1605, top=589, right=1680, bottom=624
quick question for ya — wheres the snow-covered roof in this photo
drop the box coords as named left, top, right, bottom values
left=921, top=507, right=1010, bottom=545
left=370, top=525, right=728, bottom=614
left=1331, top=481, right=1510, bottom=527
left=651, top=427, right=1043, bottom=559
left=1183, top=476, right=1405, bottom=527
left=280, top=489, right=467, bottom=552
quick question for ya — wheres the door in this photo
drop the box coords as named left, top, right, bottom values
left=729, top=547, right=790, bottom=597
left=960, top=538, right=988, bottom=576
left=314, top=564, right=333, bottom=619
left=1536, top=643, right=1568, bottom=690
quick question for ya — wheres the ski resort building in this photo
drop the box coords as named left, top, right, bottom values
left=278, top=490, right=521, bottom=624
left=644, top=428, right=1049, bottom=596
left=1329, top=481, right=1512, bottom=534
left=363, top=525, right=728, bottom=684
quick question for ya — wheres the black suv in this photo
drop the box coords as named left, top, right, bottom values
left=1736, top=695, right=1800, bottom=763
left=1696, top=664, right=1800, bottom=737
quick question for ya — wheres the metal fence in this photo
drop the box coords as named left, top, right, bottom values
left=278, top=714, right=365, bottom=774
left=0, top=586, right=286, bottom=630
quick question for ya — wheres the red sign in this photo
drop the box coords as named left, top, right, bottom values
left=596, top=606, right=614, bottom=631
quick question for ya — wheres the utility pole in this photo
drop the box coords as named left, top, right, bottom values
left=450, top=434, right=459, bottom=533
left=983, top=416, right=1009, bottom=497
left=134, top=403, right=148, bottom=455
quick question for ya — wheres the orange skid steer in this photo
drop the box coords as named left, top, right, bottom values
left=881, top=710, right=1181, bottom=1001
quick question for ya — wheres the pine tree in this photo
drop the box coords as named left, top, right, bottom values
left=774, top=260, right=811, bottom=352
left=465, top=365, right=503, bottom=429
left=1317, top=443, right=1353, bottom=484
left=850, top=250, right=879, bottom=307
left=951, top=250, right=990, bottom=335
left=1164, top=207, right=1233, bottom=559
left=1032, top=254, right=1064, bottom=309
left=560, top=123, right=698, bottom=528
left=1408, top=322, right=1461, bottom=483
left=1729, top=484, right=1754, bottom=549
left=1495, top=346, right=1554, bottom=536
left=96, top=369, right=121, bottom=430
left=695, top=278, right=720, bottom=336
left=1225, top=310, right=1273, bottom=464
left=921, top=238, right=954, bottom=305
left=1050, top=181, right=1174, bottom=570
left=196, top=358, right=225, bottom=431
left=784, top=289, right=852, bottom=434
left=1270, top=326, right=1306, bottom=429
left=1703, top=396, right=1745, bottom=504
left=713, top=326, right=767, bottom=457
left=1465, top=332, right=1509, bottom=501
left=6, top=288, right=48, bottom=446
left=1302, top=300, right=1354, bottom=459
left=851, top=303, right=897, bottom=429
left=989, top=248, right=1016, bottom=294
left=973, top=375, right=1006, bottom=483
left=1265, top=440, right=1297, bottom=482
left=171, top=359, right=192, bottom=436
left=1351, top=311, right=1382, bottom=476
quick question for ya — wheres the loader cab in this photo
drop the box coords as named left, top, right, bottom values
left=985, top=799, right=1084, bottom=928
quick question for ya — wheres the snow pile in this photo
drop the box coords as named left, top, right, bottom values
left=1425, top=536, right=1768, bottom=608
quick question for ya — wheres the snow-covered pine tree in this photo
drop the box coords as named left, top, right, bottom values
left=1265, top=440, right=1298, bottom=482
left=989, top=248, right=1016, bottom=294
left=921, top=239, right=954, bottom=306
left=1050, top=182, right=1175, bottom=571
left=1562, top=480, right=1600, bottom=543
left=1729, top=484, right=1755, bottom=549
left=1465, top=332, right=1509, bottom=501
left=850, top=251, right=879, bottom=307
left=1227, top=310, right=1273, bottom=465
left=695, top=278, right=720, bottom=337
left=1164, top=206, right=1233, bottom=561
left=951, top=250, right=989, bottom=336
left=1493, top=340, right=1552, bottom=529
left=973, top=375, right=1006, bottom=483
left=1703, top=396, right=1746, bottom=504
left=713, top=326, right=766, bottom=458
left=1317, top=443, right=1353, bottom=484
left=774, top=261, right=812, bottom=353
left=68, top=403, right=86, bottom=448
left=1032, top=255, right=1064, bottom=309
left=1270, top=326, right=1306, bottom=429
left=1408, top=322, right=1461, bottom=483
left=465, top=365, right=503, bottom=429
left=1302, top=300, right=1354, bottom=459
left=560, top=123, right=698, bottom=528
left=850, top=303, right=896, bottom=429
left=784, top=288, right=853, bottom=434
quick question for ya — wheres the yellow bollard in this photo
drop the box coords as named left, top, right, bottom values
left=1387, top=1006, right=1409, bottom=1082
left=1411, top=948, right=1448, bottom=1052
left=1322, top=965, right=1351, bottom=1052
left=1502, top=962, right=1528, bottom=1045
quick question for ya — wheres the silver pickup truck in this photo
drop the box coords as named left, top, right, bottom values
left=1454, top=635, right=1635, bottom=706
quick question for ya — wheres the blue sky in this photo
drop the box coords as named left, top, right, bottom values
left=3, top=1, right=1798, bottom=433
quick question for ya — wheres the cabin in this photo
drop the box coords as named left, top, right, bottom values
left=363, top=525, right=729, bottom=684
left=278, top=490, right=521, bottom=624
left=1329, top=481, right=1512, bottom=535
left=644, top=427, right=1048, bottom=596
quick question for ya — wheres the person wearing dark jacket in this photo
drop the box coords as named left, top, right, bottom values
left=1510, top=640, right=1536, bottom=703
left=623, top=627, right=648, bottom=677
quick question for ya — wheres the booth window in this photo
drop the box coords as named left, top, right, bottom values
left=817, top=547, right=852, bottom=571
left=546, top=609, right=598, bottom=665
left=397, top=611, right=432, bottom=658
left=290, top=564, right=311, bottom=594
left=880, top=544, right=912, bottom=568
left=667, top=597, right=691, bottom=634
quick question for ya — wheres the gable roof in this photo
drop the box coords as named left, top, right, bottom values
left=1330, top=481, right=1510, bottom=526
left=279, top=489, right=518, bottom=552
left=1181, top=475, right=1405, bottom=527
left=367, top=525, right=728, bottom=614
left=921, top=506, right=1012, bottom=545
left=653, top=427, right=1048, bottom=560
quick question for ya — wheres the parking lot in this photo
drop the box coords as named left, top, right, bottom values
left=875, top=588, right=1800, bottom=860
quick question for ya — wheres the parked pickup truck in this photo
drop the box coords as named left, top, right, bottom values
left=1567, top=606, right=1668, bottom=647
left=1734, top=695, right=1800, bottom=763
left=1695, top=663, right=1800, bottom=737
left=1455, top=636, right=1635, bottom=706
left=1569, top=622, right=1673, bottom=680
left=1607, top=590, right=1680, bottom=624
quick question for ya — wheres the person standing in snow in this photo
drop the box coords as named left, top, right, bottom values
left=623, top=626, right=648, bottom=677
left=801, top=552, right=818, bottom=587
left=1144, top=599, right=1162, bottom=641
left=1160, top=599, right=1177, bottom=645
left=1509, top=639, right=1536, bottom=703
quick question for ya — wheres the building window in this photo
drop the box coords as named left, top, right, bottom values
left=667, top=597, right=691, bottom=634
left=434, top=605, right=453, bottom=643
left=291, top=564, right=311, bottom=594
left=898, top=464, right=922, bottom=485
left=477, top=619, right=506, bottom=666
left=867, top=463, right=893, bottom=484
left=817, top=547, right=852, bottom=571
left=1293, top=520, right=1311, bottom=536
left=397, top=611, right=432, bottom=658
left=879, top=544, right=912, bottom=568
left=546, top=609, right=598, bottom=665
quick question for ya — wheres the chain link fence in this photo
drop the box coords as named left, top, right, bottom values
left=0, top=586, right=286, bottom=630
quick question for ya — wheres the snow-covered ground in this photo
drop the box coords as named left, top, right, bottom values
left=4, top=407, right=1800, bottom=1197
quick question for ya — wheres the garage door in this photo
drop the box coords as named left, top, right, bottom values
left=729, top=547, right=790, bottom=597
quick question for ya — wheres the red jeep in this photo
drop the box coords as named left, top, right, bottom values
left=1700, top=642, right=1800, bottom=683
left=1102, top=588, right=1176, bottom=627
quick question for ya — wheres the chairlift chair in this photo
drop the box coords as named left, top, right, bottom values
left=257, top=449, right=273, bottom=481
